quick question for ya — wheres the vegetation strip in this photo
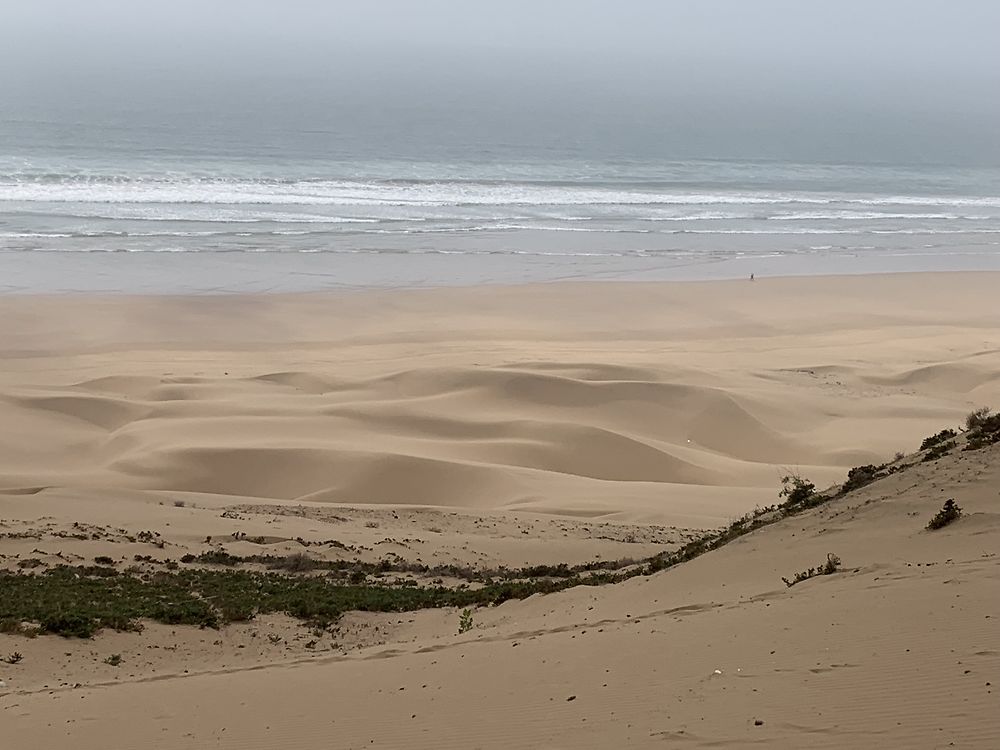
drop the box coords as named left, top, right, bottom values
left=1, top=566, right=628, bottom=638
left=177, top=550, right=640, bottom=582
left=2, top=410, right=992, bottom=639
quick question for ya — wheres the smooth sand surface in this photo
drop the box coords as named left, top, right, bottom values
left=2, top=272, right=999, bottom=747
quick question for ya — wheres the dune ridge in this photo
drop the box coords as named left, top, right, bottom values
left=0, top=357, right=992, bottom=516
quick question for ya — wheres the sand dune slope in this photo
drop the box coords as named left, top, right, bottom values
left=3, top=433, right=997, bottom=749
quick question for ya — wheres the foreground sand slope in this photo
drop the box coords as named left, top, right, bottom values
left=3, top=437, right=997, bottom=749
left=2, top=273, right=1000, bottom=525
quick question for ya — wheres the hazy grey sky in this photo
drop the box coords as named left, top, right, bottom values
left=4, top=1, right=999, bottom=164
left=7, top=1, right=998, bottom=69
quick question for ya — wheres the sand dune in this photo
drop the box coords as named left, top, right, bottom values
left=3, top=415, right=998, bottom=748
left=1, top=273, right=999, bottom=747
left=3, top=274, right=1000, bottom=521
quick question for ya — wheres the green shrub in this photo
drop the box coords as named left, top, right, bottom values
left=978, top=413, right=1000, bottom=433
left=218, top=600, right=257, bottom=623
left=965, top=407, right=993, bottom=431
left=963, top=412, right=1000, bottom=451
left=458, top=608, right=474, bottom=634
left=782, top=553, right=841, bottom=587
left=779, top=474, right=817, bottom=509
left=520, top=563, right=573, bottom=578
left=922, top=440, right=956, bottom=462
left=926, top=499, right=962, bottom=530
left=40, top=613, right=98, bottom=638
left=920, top=429, right=957, bottom=451
left=965, top=431, right=1000, bottom=451
left=266, top=552, right=317, bottom=572
left=841, top=464, right=882, bottom=494
left=182, top=550, right=240, bottom=566
left=0, top=619, right=39, bottom=637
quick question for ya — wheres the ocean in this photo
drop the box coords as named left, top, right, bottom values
left=3, top=110, right=1000, bottom=293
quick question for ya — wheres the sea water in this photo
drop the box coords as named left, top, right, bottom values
left=3, top=96, right=1000, bottom=293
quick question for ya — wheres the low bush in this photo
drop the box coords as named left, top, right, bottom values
left=782, top=553, right=841, bottom=587
left=926, top=499, right=962, bottom=530
left=978, top=413, right=1000, bottom=434
left=965, top=431, right=1000, bottom=451
left=922, top=440, right=956, bottom=462
left=778, top=474, right=817, bottom=509
left=963, top=411, right=1000, bottom=451
left=965, top=407, right=993, bottom=431
left=39, top=612, right=101, bottom=639
left=181, top=550, right=241, bottom=566
left=920, top=429, right=957, bottom=451
left=266, top=552, right=318, bottom=573
left=841, top=464, right=882, bottom=494
left=0, top=619, right=40, bottom=637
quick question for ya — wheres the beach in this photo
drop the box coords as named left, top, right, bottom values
left=2, top=272, right=999, bottom=747
left=5, top=2, right=1000, bottom=745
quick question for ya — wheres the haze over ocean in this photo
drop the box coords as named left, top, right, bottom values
left=3, top=0, right=999, bottom=292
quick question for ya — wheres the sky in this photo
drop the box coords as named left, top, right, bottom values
left=3, top=0, right=999, bottom=165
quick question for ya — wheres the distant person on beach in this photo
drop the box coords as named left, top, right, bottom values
left=750, top=273, right=754, bottom=281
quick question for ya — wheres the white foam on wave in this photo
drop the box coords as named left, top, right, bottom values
left=639, top=210, right=758, bottom=221
left=355, top=223, right=654, bottom=235
left=2, top=231, right=74, bottom=238
left=0, top=228, right=336, bottom=240
left=21, top=206, right=383, bottom=224
left=855, top=195, right=1000, bottom=208
left=769, top=211, right=965, bottom=221
left=9, top=176, right=998, bottom=210
left=19, top=244, right=975, bottom=261
left=0, top=179, right=806, bottom=206
left=667, top=228, right=1000, bottom=235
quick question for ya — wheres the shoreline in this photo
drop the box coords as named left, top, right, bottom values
left=4, top=246, right=1000, bottom=294
left=3, top=266, right=1000, bottom=300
